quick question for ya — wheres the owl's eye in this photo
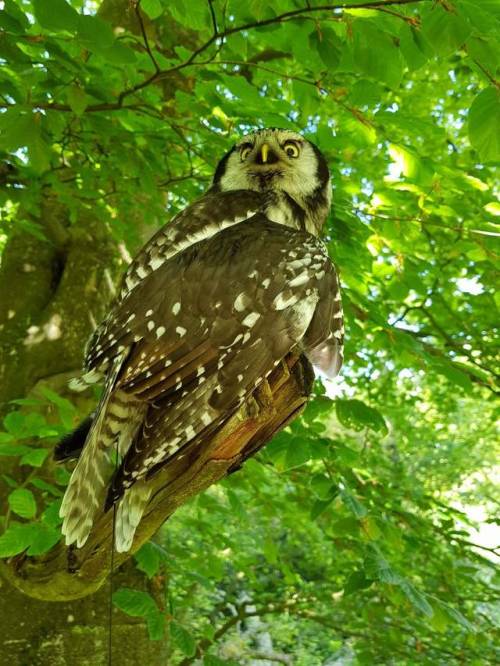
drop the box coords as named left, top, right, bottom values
left=283, top=141, right=300, bottom=158
left=240, top=144, right=253, bottom=160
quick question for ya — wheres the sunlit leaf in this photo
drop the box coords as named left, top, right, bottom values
left=468, top=87, right=500, bottom=162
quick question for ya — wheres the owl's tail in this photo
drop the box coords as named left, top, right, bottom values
left=59, top=357, right=145, bottom=548
left=113, top=481, right=152, bottom=552
left=59, top=392, right=117, bottom=548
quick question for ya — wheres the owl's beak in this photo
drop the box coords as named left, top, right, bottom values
left=255, top=143, right=279, bottom=165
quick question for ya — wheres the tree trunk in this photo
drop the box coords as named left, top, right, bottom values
left=1, top=561, right=168, bottom=666
left=0, top=195, right=167, bottom=665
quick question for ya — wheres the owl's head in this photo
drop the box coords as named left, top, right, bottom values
left=211, top=128, right=331, bottom=235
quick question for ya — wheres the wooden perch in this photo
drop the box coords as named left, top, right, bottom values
left=3, top=354, right=314, bottom=601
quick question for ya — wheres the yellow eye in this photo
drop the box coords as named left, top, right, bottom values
left=283, top=141, right=300, bottom=158
left=240, top=144, right=253, bottom=160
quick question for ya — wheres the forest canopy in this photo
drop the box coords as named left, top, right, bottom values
left=0, top=0, right=499, bottom=664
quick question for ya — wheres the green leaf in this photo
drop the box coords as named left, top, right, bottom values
left=0, top=112, right=35, bottom=152
left=77, top=15, right=115, bottom=50
left=439, top=602, right=475, bottom=632
left=364, top=551, right=401, bottom=584
left=349, top=79, right=382, bottom=107
left=468, top=87, right=500, bottom=162
left=54, top=467, right=71, bottom=486
left=352, top=21, right=403, bottom=88
left=310, top=27, right=342, bottom=70
left=20, top=448, right=49, bottom=467
left=39, top=387, right=77, bottom=429
left=3, top=411, right=54, bottom=438
left=399, top=25, right=431, bottom=70
left=224, top=76, right=262, bottom=105
left=467, top=35, right=499, bottom=71
left=26, top=524, right=61, bottom=555
left=484, top=202, right=500, bottom=216
left=310, top=495, right=337, bottom=520
left=283, top=438, right=312, bottom=470
left=41, top=500, right=63, bottom=527
left=2, top=0, right=30, bottom=32
left=0, top=443, right=32, bottom=456
left=2, top=474, right=18, bottom=489
left=32, top=0, right=79, bottom=32
left=100, top=42, right=137, bottom=65
left=170, top=621, right=196, bottom=657
left=204, top=656, right=234, bottom=666
left=146, top=611, right=165, bottom=640
left=0, top=522, right=59, bottom=557
left=134, top=542, right=161, bottom=578
left=336, top=399, right=388, bottom=435
left=360, top=515, right=382, bottom=541
left=142, top=0, right=164, bottom=20
left=400, top=581, right=434, bottom=617
left=340, top=488, right=367, bottom=519
left=226, top=489, right=247, bottom=519
left=168, top=0, right=210, bottom=31
left=422, top=3, right=471, bottom=57
left=0, top=523, right=35, bottom=557
left=431, top=359, right=473, bottom=391
left=113, top=588, right=158, bottom=617
left=8, top=488, right=37, bottom=519
left=67, top=86, right=88, bottom=116
left=344, top=570, right=373, bottom=596
left=310, top=473, right=336, bottom=500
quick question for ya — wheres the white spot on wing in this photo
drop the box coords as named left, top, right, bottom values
left=242, top=312, right=260, bottom=327
left=289, top=272, right=310, bottom=287
left=273, top=291, right=300, bottom=310
left=234, top=293, right=247, bottom=312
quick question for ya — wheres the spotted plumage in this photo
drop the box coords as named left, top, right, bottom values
left=58, top=128, right=344, bottom=552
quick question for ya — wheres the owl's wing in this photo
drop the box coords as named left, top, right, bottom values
left=302, top=259, right=344, bottom=378
left=120, top=189, right=263, bottom=299
left=88, top=216, right=341, bottom=495
left=61, top=214, right=343, bottom=551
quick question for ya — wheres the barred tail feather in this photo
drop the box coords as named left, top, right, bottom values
left=114, top=481, right=152, bottom=553
left=59, top=394, right=115, bottom=548
left=59, top=354, right=134, bottom=548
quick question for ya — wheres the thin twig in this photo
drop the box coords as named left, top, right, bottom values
left=135, top=0, right=161, bottom=73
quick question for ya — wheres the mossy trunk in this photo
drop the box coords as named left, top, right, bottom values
left=0, top=561, right=168, bottom=666
left=0, top=194, right=166, bottom=665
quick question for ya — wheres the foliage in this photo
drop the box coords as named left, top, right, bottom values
left=0, top=0, right=499, bottom=664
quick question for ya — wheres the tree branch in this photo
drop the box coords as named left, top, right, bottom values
left=135, top=0, right=161, bottom=73
left=0, top=0, right=430, bottom=114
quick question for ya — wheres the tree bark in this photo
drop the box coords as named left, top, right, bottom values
left=0, top=196, right=166, bottom=665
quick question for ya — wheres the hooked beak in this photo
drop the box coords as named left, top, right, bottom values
left=260, top=143, right=270, bottom=163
